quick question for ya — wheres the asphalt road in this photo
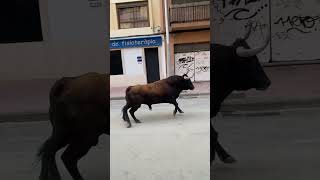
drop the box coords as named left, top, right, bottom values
left=212, top=106, right=320, bottom=180
left=2, top=96, right=319, bottom=180
left=0, top=121, right=109, bottom=180
left=110, top=96, right=210, bottom=180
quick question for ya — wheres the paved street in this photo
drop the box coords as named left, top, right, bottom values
left=0, top=121, right=109, bottom=180
left=212, top=106, right=320, bottom=180
left=110, top=96, right=210, bottom=180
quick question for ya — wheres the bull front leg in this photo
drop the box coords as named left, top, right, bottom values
left=212, top=119, right=236, bottom=164
left=172, top=100, right=184, bottom=116
left=129, top=105, right=142, bottom=123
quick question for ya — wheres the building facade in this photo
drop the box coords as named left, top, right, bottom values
left=110, top=0, right=166, bottom=87
left=169, top=0, right=210, bottom=82
left=211, top=0, right=320, bottom=63
left=0, top=0, right=108, bottom=114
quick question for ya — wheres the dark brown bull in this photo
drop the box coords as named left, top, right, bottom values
left=122, top=74, right=195, bottom=128
left=211, top=22, right=271, bottom=164
left=37, top=72, right=109, bottom=180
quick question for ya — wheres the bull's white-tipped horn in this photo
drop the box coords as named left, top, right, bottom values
left=236, top=29, right=271, bottom=57
left=183, top=74, right=190, bottom=80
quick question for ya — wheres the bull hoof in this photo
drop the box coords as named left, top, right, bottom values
left=134, top=119, right=141, bottom=123
left=173, top=110, right=177, bottom=116
left=126, top=123, right=132, bottom=128
left=179, top=110, right=184, bottom=113
left=222, top=156, right=237, bottom=164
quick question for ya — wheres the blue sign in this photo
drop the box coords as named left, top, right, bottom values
left=110, top=35, right=162, bottom=49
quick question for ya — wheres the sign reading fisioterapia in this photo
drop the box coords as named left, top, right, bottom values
left=110, top=35, right=162, bottom=49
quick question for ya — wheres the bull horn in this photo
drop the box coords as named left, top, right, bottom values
left=236, top=29, right=271, bottom=57
left=183, top=74, right=190, bottom=80
left=243, top=21, right=253, bottom=40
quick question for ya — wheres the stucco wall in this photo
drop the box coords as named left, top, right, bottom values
left=110, top=0, right=164, bottom=38
left=211, top=0, right=320, bottom=62
left=0, top=0, right=109, bottom=114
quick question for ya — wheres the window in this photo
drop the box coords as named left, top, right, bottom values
left=0, top=0, right=43, bottom=43
left=117, top=1, right=149, bottom=29
left=110, top=50, right=124, bottom=75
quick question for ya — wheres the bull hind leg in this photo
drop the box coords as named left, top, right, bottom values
left=129, top=105, right=141, bottom=123
left=122, top=104, right=132, bottom=128
left=38, top=134, right=68, bottom=180
left=61, top=138, right=93, bottom=180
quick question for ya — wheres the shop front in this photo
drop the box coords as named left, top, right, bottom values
left=110, top=35, right=166, bottom=87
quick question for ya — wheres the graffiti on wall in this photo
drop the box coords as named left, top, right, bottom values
left=175, top=52, right=195, bottom=81
left=212, top=0, right=320, bottom=61
left=212, top=0, right=270, bottom=62
left=175, top=51, right=210, bottom=82
left=271, top=0, right=320, bottom=61
left=273, top=15, right=320, bottom=40
left=195, top=51, right=210, bottom=81
left=213, top=0, right=267, bottom=23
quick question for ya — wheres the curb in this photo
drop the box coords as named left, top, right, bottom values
left=0, top=112, right=48, bottom=123
left=221, top=97, right=320, bottom=112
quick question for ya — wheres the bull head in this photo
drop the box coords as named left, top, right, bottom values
left=235, top=21, right=271, bottom=57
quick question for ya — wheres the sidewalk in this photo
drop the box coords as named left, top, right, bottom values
left=1, top=63, right=320, bottom=122
left=222, top=63, right=320, bottom=112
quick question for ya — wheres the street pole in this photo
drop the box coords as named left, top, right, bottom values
left=164, top=0, right=171, bottom=77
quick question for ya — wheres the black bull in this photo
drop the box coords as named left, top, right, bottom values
left=122, top=74, right=195, bottom=128
left=211, top=24, right=271, bottom=164
left=37, top=72, right=109, bottom=180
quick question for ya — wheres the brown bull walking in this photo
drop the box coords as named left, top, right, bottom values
left=122, top=74, right=195, bottom=128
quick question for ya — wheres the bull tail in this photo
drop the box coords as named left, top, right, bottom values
left=49, top=77, right=71, bottom=105
left=125, top=86, right=132, bottom=96
left=36, top=134, right=59, bottom=175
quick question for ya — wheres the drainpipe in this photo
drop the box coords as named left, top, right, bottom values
left=163, top=0, right=171, bottom=77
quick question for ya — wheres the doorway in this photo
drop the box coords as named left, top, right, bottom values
left=144, top=48, right=160, bottom=83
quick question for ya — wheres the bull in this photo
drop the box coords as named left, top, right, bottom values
left=122, top=74, right=195, bottom=128
left=37, top=72, right=109, bottom=180
left=211, top=22, right=271, bottom=164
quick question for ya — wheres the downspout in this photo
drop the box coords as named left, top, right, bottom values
left=163, top=0, right=171, bottom=77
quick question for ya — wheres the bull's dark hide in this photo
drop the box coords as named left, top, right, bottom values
left=122, top=74, right=194, bottom=128
left=38, top=72, right=109, bottom=180
left=211, top=22, right=271, bottom=165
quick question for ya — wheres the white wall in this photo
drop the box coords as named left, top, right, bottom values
left=271, top=0, right=320, bottom=61
left=212, top=0, right=270, bottom=62
left=0, top=0, right=108, bottom=80
left=111, top=45, right=166, bottom=87
left=0, top=0, right=109, bottom=114
left=211, top=0, right=320, bottom=62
